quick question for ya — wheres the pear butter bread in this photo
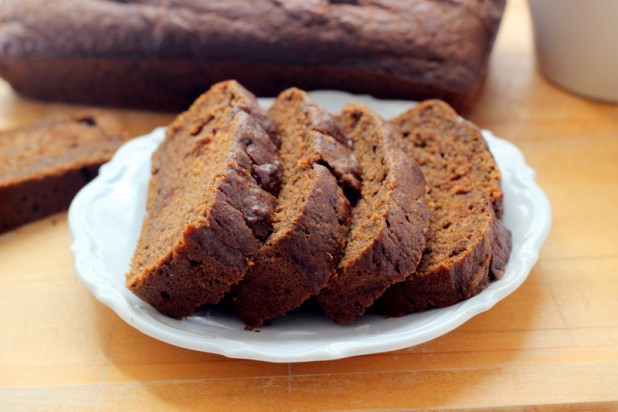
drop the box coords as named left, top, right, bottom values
left=0, top=0, right=506, bottom=113
left=0, top=111, right=128, bottom=234
left=126, top=81, right=511, bottom=325
left=125, top=81, right=283, bottom=319
left=375, top=100, right=512, bottom=316
left=230, top=89, right=362, bottom=328
left=315, top=104, right=431, bottom=324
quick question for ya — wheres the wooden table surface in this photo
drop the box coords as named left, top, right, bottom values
left=1, top=1, right=617, bottom=410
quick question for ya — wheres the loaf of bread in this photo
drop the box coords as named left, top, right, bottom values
left=0, top=110, right=128, bottom=234
left=0, top=0, right=506, bottom=113
left=316, top=104, right=431, bottom=324
left=374, top=100, right=512, bottom=316
left=230, top=89, right=361, bottom=328
left=125, top=81, right=282, bottom=319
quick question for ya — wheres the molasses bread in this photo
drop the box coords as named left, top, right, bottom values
left=375, top=100, right=512, bottom=316
left=316, top=104, right=431, bottom=324
left=0, top=0, right=506, bottom=113
left=0, top=110, right=128, bottom=234
left=125, top=81, right=282, bottom=319
left=231, top=88, right=361, bottom=328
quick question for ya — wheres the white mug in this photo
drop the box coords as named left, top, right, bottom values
left=528, top=0, right=618, bottom=103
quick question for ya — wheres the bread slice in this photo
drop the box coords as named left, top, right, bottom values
left=125, top=81, right=282, bottom=319
left=316, top=104, right=431, bottom=324
left=0, top=110, right=128, bottom=234
left=230, top=88, right=361, bottom=328
left=375, top=100, right=512, bottom=316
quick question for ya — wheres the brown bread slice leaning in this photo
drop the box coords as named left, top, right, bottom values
left=374, top=100, right=512, bottom=316
left=0, top=110, right=128, bottom=234
left=316, top=104, right=431, bottom=324
left=230, top=88, right=361, bottom=328
left=125, top=80, right=282, bottom=319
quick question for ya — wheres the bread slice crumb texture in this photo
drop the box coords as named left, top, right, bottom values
left=231, top=88, right=359, bottom=328
left=316, top=104, right=430, bottom=324
left=126, top=80, right=282, bottom=319
left=375, top=100, right=512, bottom=316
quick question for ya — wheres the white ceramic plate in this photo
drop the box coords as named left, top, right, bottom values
left=69, top=92, right=552, bottom=363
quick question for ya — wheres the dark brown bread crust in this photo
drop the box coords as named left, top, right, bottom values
left=125, top=81, right=282, bottom=319
left=316, top=104, right=430, bottom=324
left=0, top=110, right=128, bottom=234
left=0, top=0, right=505, bottom=112
left=231, top=89, right=360, bottom=328
left=374, top=100, right=512, bottom=316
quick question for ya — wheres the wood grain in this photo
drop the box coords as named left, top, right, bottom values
left=1, top=0, right=617, bottom=410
